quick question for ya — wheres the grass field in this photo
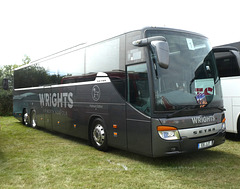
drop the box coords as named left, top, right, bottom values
left=1, top=116, right=240, bottom=189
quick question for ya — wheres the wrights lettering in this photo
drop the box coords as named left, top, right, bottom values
left=39, top=92, right=73, bottom=108
left=192, top=116, right=215, bottom=124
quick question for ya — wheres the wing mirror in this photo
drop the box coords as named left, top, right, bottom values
left=133, top=36, right=170, bottom=69
left=151, top=40, right=170, bottom=69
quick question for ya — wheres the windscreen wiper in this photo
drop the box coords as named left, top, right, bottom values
left=166, top=105, right=198, bottom=118
left=166, top=105, right=225, bottom=118
left=217, top=107, right=226, bottom=111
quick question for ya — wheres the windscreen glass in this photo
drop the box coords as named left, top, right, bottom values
left=146, top=30, right=222, bottom=114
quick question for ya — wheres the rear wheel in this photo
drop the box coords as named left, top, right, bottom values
left=90, top=118, right=108, bottom=151
left=30, top=110, right=37, bottom=128
left=22, top=109, right=28, bottom=126
left=237, top=116, right=240, bottom=139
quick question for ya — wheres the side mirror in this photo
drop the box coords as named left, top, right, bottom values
left=2, top=78, right=9, bottom=90
left=151, top=41, right=170, bottom=69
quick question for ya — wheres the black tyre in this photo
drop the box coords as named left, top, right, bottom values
left=90, top=118, right=108, bottom=151
left=236, top=117, right=240, bottom=139
left=30, top=110, right=37, bottom=128
left=22, top=109, right=29, bottom=126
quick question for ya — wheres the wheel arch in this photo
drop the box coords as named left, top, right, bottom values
left=88, top=115, right=106, bottom=143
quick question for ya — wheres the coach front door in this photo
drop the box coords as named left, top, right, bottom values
left=126, top=63, right=152, bottom=156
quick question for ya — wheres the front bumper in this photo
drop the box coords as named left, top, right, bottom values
left=152, top=128, right=226, bottom=157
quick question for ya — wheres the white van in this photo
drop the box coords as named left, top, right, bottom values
left=214, top=46, right=240, bottom=136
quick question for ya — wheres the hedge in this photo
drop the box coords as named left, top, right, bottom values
left=0, top=90, right=13, bottom=116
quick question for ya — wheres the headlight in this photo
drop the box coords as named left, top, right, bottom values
left=157, top=126, right=180, bottom=140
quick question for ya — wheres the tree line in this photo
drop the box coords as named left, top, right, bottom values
left=0, top=55, right=31, bottom=116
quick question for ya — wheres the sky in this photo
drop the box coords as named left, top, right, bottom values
left=0, top=0, right=240, bottom=66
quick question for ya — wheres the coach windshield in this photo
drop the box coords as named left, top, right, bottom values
left=146, top=30, right=223, bottom=116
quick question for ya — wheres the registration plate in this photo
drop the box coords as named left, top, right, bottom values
left=198, top=140, right=214, bottom=149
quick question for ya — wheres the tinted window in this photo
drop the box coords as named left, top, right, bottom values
left=215, top=52, right=240, bottom=77
left=14, top=36, right=125, bottom=89
left=14, top=49, right=85, bottom=89
left=127, top=63, right=150, bottom=115
left=14, top=63, right=61, bottom=88
left=56, top=50, right=85, bottom=77
left=126, top=31, right=145, bottom=64
left=86, top=38, right=120, bottom=73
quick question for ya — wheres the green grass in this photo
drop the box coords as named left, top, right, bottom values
left=1, top=116, right=240, bottom=188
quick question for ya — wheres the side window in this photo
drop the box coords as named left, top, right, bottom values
left=86, top=38, right=120, bottom=73
left=127, top=63, right=150, bottom=115
left=57, top=49, right=85, bottom=78
left=216, top=56, right=240, bottom=77
left=126, top=31, right=145, bottom=65
left=14, top=63, right=57, bottom=88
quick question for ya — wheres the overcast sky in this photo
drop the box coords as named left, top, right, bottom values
left=0, top=0, right=239, bottom=66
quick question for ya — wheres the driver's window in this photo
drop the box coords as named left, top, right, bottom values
left=127, top=63, right=150, bottom=115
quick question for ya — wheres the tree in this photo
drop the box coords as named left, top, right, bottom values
left=0, top=64, right=19, bottom=90
left=22, top=55, right=31, bottom=65
left=0, top=55, right=31, bottom=115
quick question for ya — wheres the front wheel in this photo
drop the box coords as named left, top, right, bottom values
left=90, top=118, right=108, bottom=151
